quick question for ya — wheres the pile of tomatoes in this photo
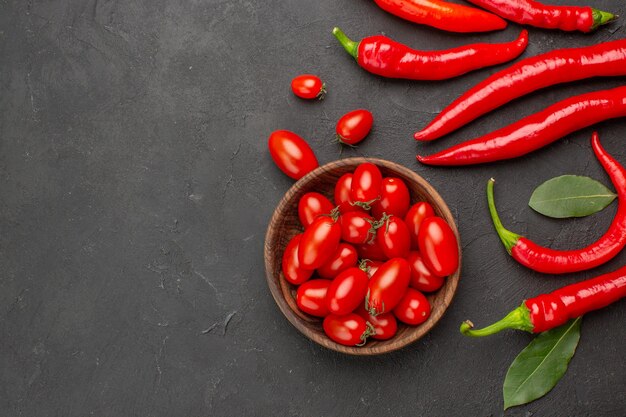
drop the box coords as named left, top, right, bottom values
left=282, top=162, right=459, bottom=346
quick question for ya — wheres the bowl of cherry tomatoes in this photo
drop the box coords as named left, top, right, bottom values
left=264, top=158, right=461, bottom=355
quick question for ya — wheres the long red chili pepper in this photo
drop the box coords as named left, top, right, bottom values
left=460, top=264, right=626, bottom=336
left=466, top=0, right=615, bottom=32
left=415, top=39, right=626, bottom=141
left=486, top=133, right=626, bottom=275
left=372, top=0, right=507, bottom=33
left=417, top=86, right=626, bottom=166
left=332, top=27, right=528, bottom=81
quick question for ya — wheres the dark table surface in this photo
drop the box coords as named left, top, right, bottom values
left=2, top=0, right=625, bottom=416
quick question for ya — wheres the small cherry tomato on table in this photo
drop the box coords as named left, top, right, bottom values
left=298, top=216, right=341, bottom=269
left=355, top=307, right=398, bottom=340
left=376, top=215, right=411, bottom=259
left=296, top=279, right=332, bottom=317
left=407, top=251, right=444, bottom=293
left=326, top=267, right=369, bottom=315
left=291, top=74, right=326, bottom=100
left=282, top=234, right=313, bottom=285
left=417, top=217, right=459, bottom=277
left=351, top=162, right=382, bottom=206
left=393, top=289, right=431, bottom=326
left=268, top=130, right=319, bottom=180
left=372, top=177, right=411, bottom=219
left=317, top=243, right=358, bottom=279
left=336, top=109, right=373, bottom=146
left=323, top=313, right=374, bottom=346
left=298, top=192, right=335, bottom=228
left=405, top=202, right=435, bottom=250
left=366, top=258, right=411, bottom=316
left=340, top=211, right=375, bottom=244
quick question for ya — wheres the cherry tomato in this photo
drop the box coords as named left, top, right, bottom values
left=268, top=130, right=319, bottom=180
left=336, top=109, right=373, bottom=146
left=359, top=259, right=383, bottom=278
left=407, top=251, right=444, bottom=293
left=366, top=258, right=410, bottom=315
left=323, top=313, right=373, bottom=346
left=282, top=234, right=313, bottom=285
left=317, top=243, right=358, bottom=279
left=405, top=202, right=435, bottom=250
left=298, top=217, right=341, bottom=269
left=350, top=163, right=382, bottom=204
left=291, top=74, right=326, bottom=100
left=355, top=307, right=398, bottom=340
left=326, top=267, right=369, bottom=315
left=376, top=216, right=411, bottom=259
left=355, top=240, right=388, bottom=262
left=296, top=279, right=331, bottom=317
left=334, top=173, right=364, bottom=214
left=417, top=217, right=459, bottom=277
left=298, top=192, right=335, bottom=228
left=393, top=289, right=431, bottom=326
left=372, top=177, right=410, bottom=219
left=340, top=211, right=375, bottom=244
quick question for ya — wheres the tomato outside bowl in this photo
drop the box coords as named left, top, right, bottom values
left=264, top=158, right=461, bottom=355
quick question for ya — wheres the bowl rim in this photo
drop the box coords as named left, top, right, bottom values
left=264, top=157, right=462, bottom=355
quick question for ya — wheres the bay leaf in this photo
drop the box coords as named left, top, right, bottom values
left=503, top=317, right=582, bottom=410
left=529, top=175, right=616, bottom=218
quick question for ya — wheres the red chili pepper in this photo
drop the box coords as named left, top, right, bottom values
left=332, top=27, right=528, bottom=81
left=415, top=39, right=626, bottom=142
left=466, top=0, right=615, bottom=32
left=460, top=264, right=626, bottom=336
left=372, top=0, right=507, bottom=33
left=417, top=86, right=626, bottom=166
left=486, top=133, right=626, bottom=275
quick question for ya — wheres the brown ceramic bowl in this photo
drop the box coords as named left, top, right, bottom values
left=264, top=158, right=461, bottom=355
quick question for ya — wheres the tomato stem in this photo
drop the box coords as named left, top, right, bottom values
left=332, top=27, right=359, bottom=61
left=460, top=304, right=534, bottom=337
left=357, top=321, right=376, bottom=346
left=317, top=83, right=327, bottom=100
left=352, top=197, right=380, bottom=211
left=487, top=178, right=520, bottom=254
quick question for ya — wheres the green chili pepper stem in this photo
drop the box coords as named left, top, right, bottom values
left=332, top=27, right=359, bottom=61
left=591, top=9, right=617, bottom=30
left=487, top=178, right=521, bottom=255
left=460, top=304, right=534, bottom=337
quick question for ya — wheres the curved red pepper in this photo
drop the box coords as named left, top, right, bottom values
left=460, top=264, right=626, bottom=336
left=487, top=133, right=626, bottom=275
left=466, top=0, right=615, bottom=32
left=417, top=86, right=626, bottom=166
left=415, top=39, right=626, bottom=141
left=332, top=27, right=528, bottom=81
left=372, top=0, right=507, bottom=33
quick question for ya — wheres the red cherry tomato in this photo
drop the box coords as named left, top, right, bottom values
left=376, top=216, right=411, bottom=259
left=323, top=313, right=373, bottom=346
left=268, top=130, right=319, bottom=180
left=355, top=307, right=398, bottom=340
left=407, top=251, right=444, bottom=293
left=355, top=240, right=388, bottom=262
left=366, top=258, right=410, bottom=315
left=298, top=217, right=341, bottom=269
left=393, top=289, right=431, bottom=326
left=326, top=267, right=369, bottom=315
left=372, top=177, right=411, bottom=219
left=334, top=173, right=364, bottom=214
left=336, top=109, right=373, bottom=146
left=350, top=163, right=382, bottom=204
left=359, top=259, right=383, bottom=278
left=405, top=202, right=435, bottom=250
left=317, top=243, right=358, bottom=279
left=296, top=279, right=331, bottom=317
left=417, top=217, right=459, bottom=277
left=340, top=211, right=375, bottom=244
left=298, top=192, right=335, bottom=228
left=291, top=74, right=326, bottom=100
left=282, top=234, right=313, bottom=285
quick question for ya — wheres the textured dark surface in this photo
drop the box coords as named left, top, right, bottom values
left=1, top=0, right=625, bottom=416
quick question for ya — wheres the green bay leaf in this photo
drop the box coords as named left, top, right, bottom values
left=503, top=317, right=582, bottom=410
left=529, top=175, right=616, bottom=218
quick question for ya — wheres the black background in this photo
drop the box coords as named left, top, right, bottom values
left=2, top=0, right=625, bottom=416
